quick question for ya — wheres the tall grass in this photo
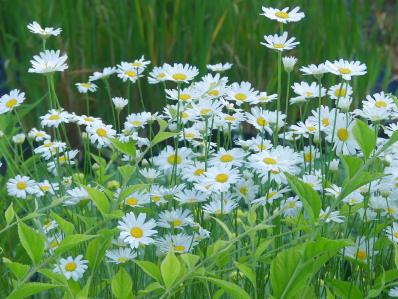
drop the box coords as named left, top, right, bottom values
left=0, top=0, right=397, bottom=117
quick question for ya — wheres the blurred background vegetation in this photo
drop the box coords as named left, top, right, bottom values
left=0, top=0, right=397, bottom=119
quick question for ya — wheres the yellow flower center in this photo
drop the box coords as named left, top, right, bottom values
left=275, top=11, right=289, bottom=19
left=215, top=173, right=229, bottom=183
left=224, top=115, right=236, bottom=122
left=387, top=207, right=395, bottom=215
left=194, top=168, right=205, bottom=176
left=151, top=196, right=161, bottom=202
left=40, top=185, right=50, bottom=191
left=167, top=154, right=182, bottom=165
left=172, top=73, right=187, bottom=81
left=308, top=126, right=316, bottom=132
left=256, top=117, right=268, bottom=127
left=96, top=128, right=107, bottom=137
left=126, top=197, right=138, bottom=206
left=132, top=62, right=142, bottom=67
left=5, top=98, right=18, bottom=108
left=50, top=240, right=59, bottom=249
left=394, top=232, right=398, bottom=239
left=306, top=92, right=314, bottom=97
left=208, top=89, right=219, bottom=96
left=81, top=83, right=92, bottom=88
left=174, top=245, right=186, bottom=251
left=240, top=187, right=247, bottom=196
left=130, top=227, right=143, bottom=238
left=181, top=112, right=189, bottom=119
left=157, top=73, right=166, bottom=79
left=49, top=114, right=60, bottom=120
left=339, top=67, right=352, bottom=75
left=273, top=43, right=285, bottom=49
left=322, top=118, right=330, bottom=127
left=185, top=133, right=195, bottom=139
left=117, top=257, right=128, bottom=263
left=267, top=191, right=277, bottom=199
left=84, top=117, right=93, bottom=122
left=130, top=120, right=142, bottom=126
left=44, top=142, right=54, bottom=148
left=220, top=154, right=234, bottom=163
left=375, top=100, right=387, bottom=108
left=288, top=201, right=296, bottom=208
left=59, top=156, right=66, bottom=163
left=337, top=128, right=349, bottom=141
left=179, top=94, right=192, bottom=101
left=125, top=70, right=137, bottom=78
left=17, top=181, right=27, bottom=190
left=263, top=157, right=277, bottom=165
left=65, top=262, right=77, bottom=272
left=304, top=152, right=312, bottom=162
left=200, top=108, right=212, bottom=115
left=356, top=250, right=367, bottom=261
left=234, top=93, right=247, bottom=101
left=334, top=88, right=347, bottom=97
left=172, top=219, right=182, bottom=227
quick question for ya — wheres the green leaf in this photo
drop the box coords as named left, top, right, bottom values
left=285, top=173, right=321, bottom=223
left=151, top=131, right=178, bottom=147
left=326, top=279, right=363, bottom=299
left=83, top=185, right=110, bottom=215
left=367, top=267, right=385, bottom=298
left=340, top=155, right=364, bottom=179
left=158, top=119, right=168, bottom=131
left=160, top=250, right=181, bottom=289
left=339, top=172, right=384, bottom=201
left=197, top=277, right=251, bottom=299
left=234, top=262, right=256, bottom=288
left=118, top=165, right=136, bottom=185
left=85, top=229, right=114, bottom=271
left=5, top=203, right=15, bottom=224
left=50, top=212, right=75, bottom=235
left=110, top=138, right=136, bottom=157
left=111, top=268, right=133, bottom=299
left=135, top=260, right=162, bottom=282
left=6, top=282, right=57, bottom=299
left=3, top=258, right=29, bottom=279
left=55, top=234, right=97, bottom=255
left=39, top=268, right=68, bottom=284
left=180, top=254, right=200, bottom=269
left=211, top=216, right=233, bottom=239
left=18, top=222, right=45, bottom=265
left=352, top=119, right=376, bottom=159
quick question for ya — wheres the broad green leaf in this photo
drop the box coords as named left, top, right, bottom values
left=135, top=260, right=162, bottom=282
left=137, top=282, right=164, bottom=297
left=158, top=118, right=168, bottom=131
left=285, top=173, right=321, bottom=223
left=160, top=250, right=181, bottom=289
left=111, top=268, right=133, bottom=299
left=5, top=203, right=15, bottom=224
left=367, top=267, right=385, bottom=298
left=83, top=185, right=110, bottom=215
left=340, top=172, right=384, bottom=201
left=197, top=276, right=251, bottom=299
left=39, top=268, right=68, bottom=284
left=3, top=258, right=29, bottom=279
left=6, top=282, right=57, bottom=299
left=207, top=240, right=231, bottom=268
left=211, top=216, right=233, bottom=239
left=18, top=222, right=45, bottom=265
left=340, top=155, right=363, bottom=179
left=118, top=165, right=136, bottom=185
left=255, top=239, right=272, bottom=259
left=234, top=262, right=256, bottom=288
left=110, top=138, right=136, bottom=157
left=50, top=212, right=75, bottom=235
left=326, top=279, right=363, bottom=299
left=55, top=234, right=97, bottom=255
left=180, top=254, right=200, bottom=269
left=352, top=119, right=376, bottom=159
left=151, top=131, right=178, bottom=146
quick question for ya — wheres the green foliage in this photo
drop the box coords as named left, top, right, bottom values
left=352, top=119, right=376, bottom=159
left=111, top=268, right=133, bottom=299
left=160, top=250, right=181, bottom=289
left=17, top=221, right=45, bottom=265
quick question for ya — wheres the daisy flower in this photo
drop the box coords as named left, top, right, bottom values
left=28, top=128, right=51, bottom=142
left=37, top=180, right=59, bottom=196
left=139, top=168, right=161, bottom=180
left=106, top=248, right=137, bottom=264
left=164, top=63, right=199, bottom=83
left=206, top=62, right=233, bottom=72
left=0, top=89, right=25, bottom=114
left=42, top=219, right=58, bottom=233
left=112, top=97, right=128, bottom=110
left=117, top=61, right=144, bottom=83
left=156, top=234, right=198, bottom=254
left=281, top=197, right=303, bottom=217
left=29, top=50, right=68, bottom=74
left=27, top=21, right=61, bottom=37
left=203, top=197, right=238, bottom=215
left=385, top=222, right=398, bottom=243
left=319, top=207, right=345, bottom=223
left=245, top=107, right=277, bottom=133
left=261, top=32, right=299, bottom=52
left=117, top=212, right=157, bottom=249
left=76, top=115, right=102, bottom=126
left=209, top=148, right=247, bottom=167
left=282, top=56, right=298, bottom=72
left=300, top=63, right=328, bottom=78
left=389, top=287, right=398, bottom=297
left=7, top=175, right=37, bottom=199
left=248, top=91, right=278, bottom=105
left=226, top=82, right=258, bottom=105
left=64, top=187, right=89, bottom=206
left=89, top=66, right=117, bottom=81
left=158, top=208, right=193, bottom=229
left=153, top=146, right=192, bottom=173
left=12, top=133, right=25, bottom=145
left=123, top=191, right=150, bottom=208
left=40, top=109, right=71, bottom=128
left=53, top=255, right=88, bottom=281
left=290, top=82, right=325, bottom=104
left=86, top=122, right=116, bottom=148
left=261, top=6, right=305, bottom=23
left=328, top=84, right=353, bottom=100
left=34, top=140, right=66, bottom=160
left=189, top=99, right=224, bottom=118
left=75, top=82, right=98, bottom=93
left=325, top=59, right=367, bottom=80
left=166, top=86, right=199, bottom=103
left=148, top=65, right=167, bottom=84
left=325, top=113, right=359, bottom=155
left=181, top=161, right=207, bottom=183
left=175, top=189, right=207, bottom=204
left=198, top=165, right=240, bottom=193
left=344, top=237, right=377, bottom=263
left=46, top=233, right=63, bottom=253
